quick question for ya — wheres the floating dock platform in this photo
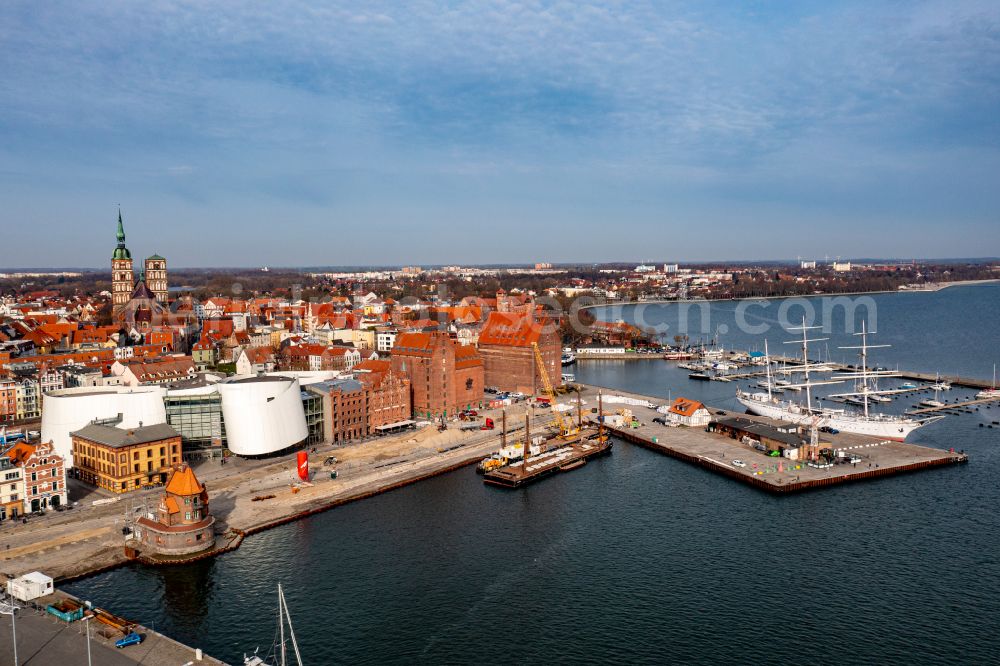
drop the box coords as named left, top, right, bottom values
left=483, top=433, right=612, bottom=488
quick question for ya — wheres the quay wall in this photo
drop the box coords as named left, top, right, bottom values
left=607, top=425, right=968, bottom=494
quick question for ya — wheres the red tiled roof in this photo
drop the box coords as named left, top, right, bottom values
left=165, top=464, right=204, bottom=496
left=454, top=343, right=483, bottom=369
left=355, top=359, right=391, bottom=374
left=245, top=347, right=274, bottom=364
left=669, top=397, right=706, bottom=417
left=477, top=312, right=545, bottom=347
left=5, top=442, right=36, bottom=465
left=393, top=332, right=433, bottom=355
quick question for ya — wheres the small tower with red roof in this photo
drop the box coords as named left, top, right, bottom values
left=136, top=463, right=215, bottom=556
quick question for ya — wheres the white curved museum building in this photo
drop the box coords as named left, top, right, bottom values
left=217, top=375, right=308, bottom=456
left=41, top=386, right=168, bottom=465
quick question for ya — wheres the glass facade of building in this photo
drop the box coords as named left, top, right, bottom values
left=302, top=391, right=325, bottom=445
left=164, top=393, right=226, bottom=456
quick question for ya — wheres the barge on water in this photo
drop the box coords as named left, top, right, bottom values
left=482, top=432, right=612, bottom=488
left=483, top=387, right=612, bottom=488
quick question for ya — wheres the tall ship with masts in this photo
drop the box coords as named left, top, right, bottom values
left=736, top=319, right=944, bottom=440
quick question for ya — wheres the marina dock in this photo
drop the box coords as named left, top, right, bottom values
left=906, top=396, right=999, bottom=415
left=573, top=385, right=968, bottom=494
left=575, top=348, right=998, bottom=391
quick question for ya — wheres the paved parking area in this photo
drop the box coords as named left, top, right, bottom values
left=0, top=598, right=222, bottom=665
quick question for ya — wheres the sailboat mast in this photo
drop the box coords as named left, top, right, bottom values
left=279, top=584, right=286, bottom=666
left=279, top=585, right=303, bottom=666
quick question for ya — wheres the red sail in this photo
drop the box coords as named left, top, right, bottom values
left=296, top=451, right=309, bottom=481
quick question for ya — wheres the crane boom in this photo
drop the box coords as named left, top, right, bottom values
left=532, top=342, right=571, bottom=436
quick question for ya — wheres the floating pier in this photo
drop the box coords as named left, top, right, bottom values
left=906, top=396, right=1000, bottom=415
left=482, top=435, right=612, bottom=488
left=577, top=347, right=998, bottom=392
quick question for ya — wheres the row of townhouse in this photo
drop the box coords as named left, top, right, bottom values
left=0, top=440, right=67, bottom=520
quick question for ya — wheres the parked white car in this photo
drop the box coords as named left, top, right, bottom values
left=732, top=459, right=746, bottom=468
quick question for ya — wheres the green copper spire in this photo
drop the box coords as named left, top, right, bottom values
left=112, top=207, right=131, bottom=260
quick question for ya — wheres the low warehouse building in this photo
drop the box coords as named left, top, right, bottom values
left=708, top=417, right=806, bottom=452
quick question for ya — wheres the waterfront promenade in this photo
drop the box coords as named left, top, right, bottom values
left=0, top=405, right=559, bottom=583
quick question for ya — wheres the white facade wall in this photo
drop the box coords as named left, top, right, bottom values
left=41, top=386, right=167, bottom=466
left=218, top=376, right=307, bottom=456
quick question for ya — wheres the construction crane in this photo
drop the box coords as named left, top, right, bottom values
left=532, top=342, right=575, bottom=438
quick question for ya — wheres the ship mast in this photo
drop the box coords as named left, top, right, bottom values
left=784, top=317, right=831, bottom=412
left=764, top=339, right=772, bottom=400
left=837, top=320, right=891, bottom=417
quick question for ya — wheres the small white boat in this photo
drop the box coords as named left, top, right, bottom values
left=976, top=364, right=1000, bottom=399
left=919, top=398, right=945, bottom=408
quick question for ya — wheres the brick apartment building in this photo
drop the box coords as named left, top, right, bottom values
left=390, top=331, right=483, bottom=419
left=354, top=359, right=411, bottom=431
left=306, top=378, right=368, bottom=443
left=4, top=440, right=67, bottom=514
left=305, top=362, right=412, bottom=443
left=0, top=379, right=16, bottom=423
left=477, top=312, right=561, bottom=395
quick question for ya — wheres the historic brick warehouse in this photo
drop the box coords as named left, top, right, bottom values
left=354, top=359, right=412, bottom=431
left=477, top=312, right=561, bottom=395
left=390, top=331, right=484, bottom=419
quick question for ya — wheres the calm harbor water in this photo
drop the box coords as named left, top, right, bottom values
left=68, top=285, right=1000, bottom=664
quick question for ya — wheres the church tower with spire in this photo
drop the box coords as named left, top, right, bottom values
left=111, top=209, right=134, bottom=310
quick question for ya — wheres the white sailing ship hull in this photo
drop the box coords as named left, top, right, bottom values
left=736, top=393, right=929, bottom=441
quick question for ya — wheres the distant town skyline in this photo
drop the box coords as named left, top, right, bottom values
left=2, top=1, right=999, bottom=267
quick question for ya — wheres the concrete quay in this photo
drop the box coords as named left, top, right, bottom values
left=574, top=383, right=968, bottom=493
left=1, top=405, right=559, bottom=584
left=0, top=591, right=223, bottom=665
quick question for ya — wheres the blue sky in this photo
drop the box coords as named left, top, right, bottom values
left=1, top=1, right=999, bottom=267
